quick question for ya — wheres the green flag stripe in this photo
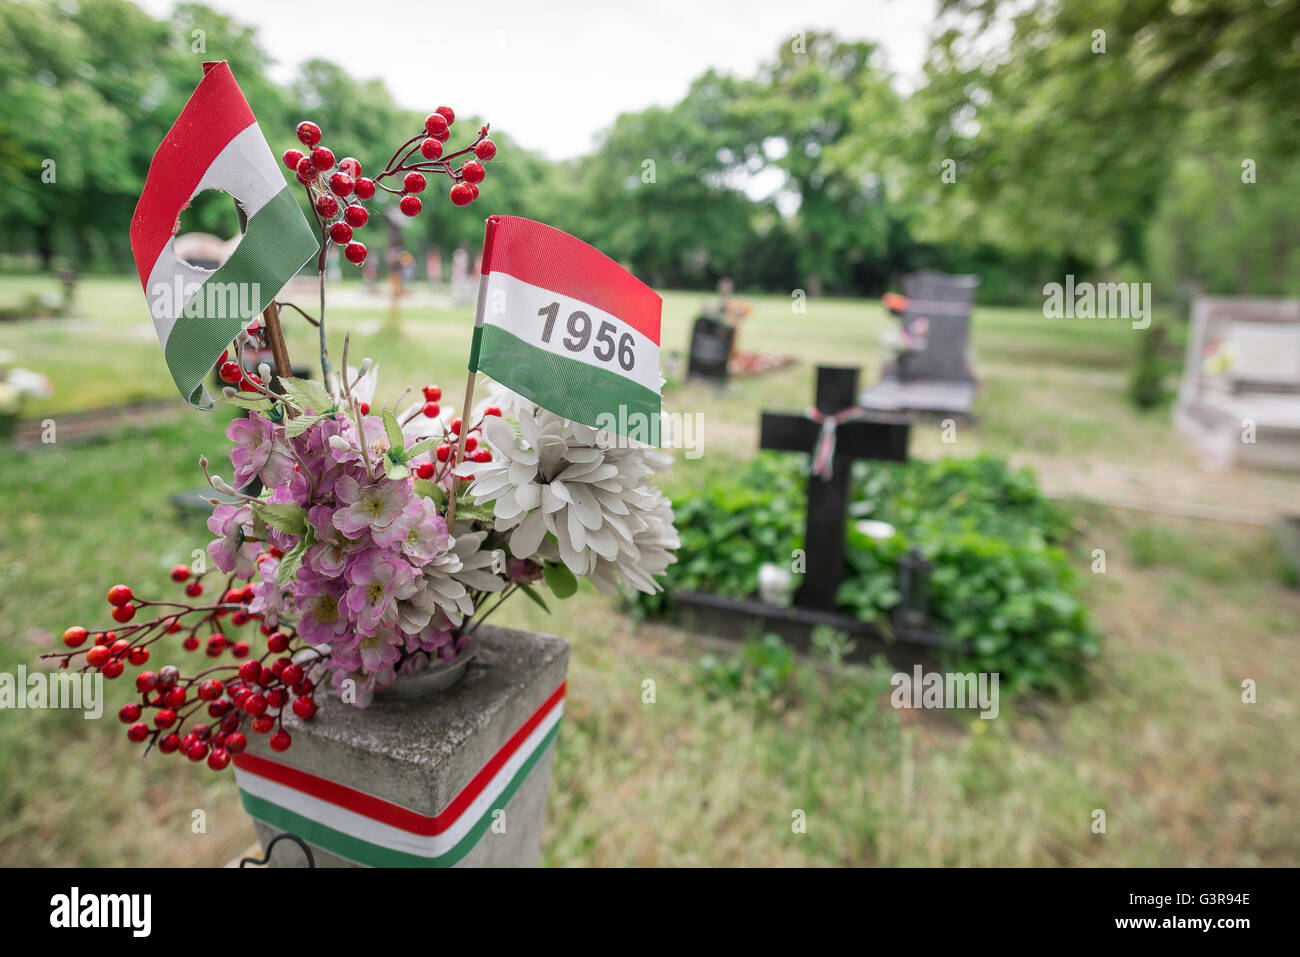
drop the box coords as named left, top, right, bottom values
left=237, top=723, right=560, bottom=867
left=163, top=185, right=318, bottom=407
left=468, top=322, right=485, bottom=370
left=474, top=324, right=659, bottom=432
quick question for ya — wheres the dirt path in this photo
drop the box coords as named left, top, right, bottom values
left=1013, top=452, right=1298, bottom=525
left=10, top=399, right=183, bottom=449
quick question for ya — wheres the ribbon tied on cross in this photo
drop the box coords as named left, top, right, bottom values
left=804, top=403, right=870, bottom=480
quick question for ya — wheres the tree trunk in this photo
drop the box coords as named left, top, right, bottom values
left=35, top=222, right=54, bottom=272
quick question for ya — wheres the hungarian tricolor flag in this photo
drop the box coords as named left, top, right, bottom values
left=130, top=61, right=318, bottom=407
left=470, top=216, right=661, bottom=436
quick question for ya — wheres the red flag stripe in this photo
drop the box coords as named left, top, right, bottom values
left=230, top=681, right=566, bottom=835
left=129, top=62, right=257, bottom=289
left=481, top=215, right=661, bottom=344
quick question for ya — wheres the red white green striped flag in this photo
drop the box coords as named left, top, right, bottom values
left=470, top=216, right=661, bottom=435
left=232, top=682, right=564, bottom=867
left=130, top=61, right=318, bottom=407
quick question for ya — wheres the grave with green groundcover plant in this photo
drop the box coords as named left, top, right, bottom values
left=631, top=454, right=1100, bottom=693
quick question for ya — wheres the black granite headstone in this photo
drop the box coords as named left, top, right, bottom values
left=686, top=315, right=734, bottom=383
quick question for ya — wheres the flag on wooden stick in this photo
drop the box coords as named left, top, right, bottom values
left=468, top=215, right=662, bottom=436
left=130, top=61, right=318, bottom=407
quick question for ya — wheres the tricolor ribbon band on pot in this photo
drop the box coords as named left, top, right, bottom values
left=233, top=681, right=566, bottom=867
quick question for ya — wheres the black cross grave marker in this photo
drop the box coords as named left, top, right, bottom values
left=759, top=366, right=910, bottom=610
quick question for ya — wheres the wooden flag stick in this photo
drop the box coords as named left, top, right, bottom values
left=262, top=301, right=293, bottom=381
left=444, top=368, right=477, bottom=524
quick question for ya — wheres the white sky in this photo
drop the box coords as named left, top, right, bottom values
left=135, top=0, right=937, bottom=160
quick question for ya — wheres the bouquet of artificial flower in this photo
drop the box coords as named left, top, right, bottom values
left=44, top=109, right=678, bottom=771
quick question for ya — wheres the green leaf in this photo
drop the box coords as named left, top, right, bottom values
left=542, top=562, right=578, bottom=599
left=251, top=502, right=310, bottom=536
left=404, top=436, right=442, bottom=460
left=452, top=500, right=494, bottom=523
left=383, top=457, right=410, bottom=480
left=382, top=409, right=405, bottom=460
left=518, top=583, right=551, bottom=614
left=279, top=376, right=335, bottom=414
left=223, top=394, right=275, bottom=413
left=413, top=479, right=445, bottom=506
left=282, top=412, right=325, bottom=438
left=276, top=527, right=315, bottom=588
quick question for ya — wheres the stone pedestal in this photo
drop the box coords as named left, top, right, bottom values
left=234, top=624, right=569, bottom=867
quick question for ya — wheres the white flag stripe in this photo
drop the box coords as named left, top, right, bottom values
left=235, top=701, right=563, bottom=859
left=479, top=270, right=662, bottom=394
left=145, top=251, right=212, bottom=346
left=192, top=122, right=286, bottom=221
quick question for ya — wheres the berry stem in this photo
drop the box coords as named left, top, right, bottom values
left=273, top=300, right=319, bottom=328
left=261, top=302, right=294, bottom=384
left=381, top=132, right=426, bottom=176
left=445, top=370, right=478, bottom=524
left=318, top=260, right=332, bottom=391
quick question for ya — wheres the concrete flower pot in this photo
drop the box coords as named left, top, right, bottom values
left=234, top=624, right=569, bottom=867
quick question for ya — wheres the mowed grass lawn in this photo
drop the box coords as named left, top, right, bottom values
left=0, top=274, right=1296, bottom=866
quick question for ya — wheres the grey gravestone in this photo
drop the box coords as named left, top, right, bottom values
left=861, top=271, right=980, bottom=416
left=1174, top=296, right=1300, bottom=470
left=687, top=315, right=734, bottom=383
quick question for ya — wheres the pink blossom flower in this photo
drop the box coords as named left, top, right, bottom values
left=442, top=633, right=471, bottom=662
left=248, top=556, right=288, bottom=626
left=357, top=630, right=403, bottom=673
left=344, top=549, right=417, bottom=636
left=206, top=504, right=259, bottom=579
left=333, top=474, right=411, bottom=538
left=386, top=497, right=450, bottom=564
left=508, top=557, right=543, bottom=585
left=293, top=569, right=350, bottom=646
left=329, top=628, right=402, bottom=675
left=268, top=469, right=311, bottom=508
left=294, top=416, right=348, bottom=494
left=329, top=415, right=391, bottom=468
left=227, top=414, right=295, bottom=489
left=404, top=621, right=453, bottom=655
left=369, top=500, right=416, bottom=550
left=304, top=505, right=350, bottom=577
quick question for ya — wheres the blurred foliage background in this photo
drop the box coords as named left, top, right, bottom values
left=1, top=0, right=1298, bottom=308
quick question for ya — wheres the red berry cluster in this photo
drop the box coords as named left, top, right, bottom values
left=282, top=107, right=496, bottom=266
left=402, top=383, right=501, bottom=483
left=212, top=341, right=263, bottom=391
left=47, top=560, right=321, bottom=772
left=283, top=121, right=371, bottom=266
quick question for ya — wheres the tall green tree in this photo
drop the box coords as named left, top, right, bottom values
left=731, top=32, right=905, bottom=294
left=897, top=0, right=1300, bottom=288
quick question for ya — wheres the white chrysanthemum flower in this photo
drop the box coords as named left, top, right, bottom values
left=449, top=526, right=509, bottom=592
left=589, top=486, right=679, bottom=594
left=398, top=529, right=505, bottom=629
left=456, top=399, right=679, bottom=594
